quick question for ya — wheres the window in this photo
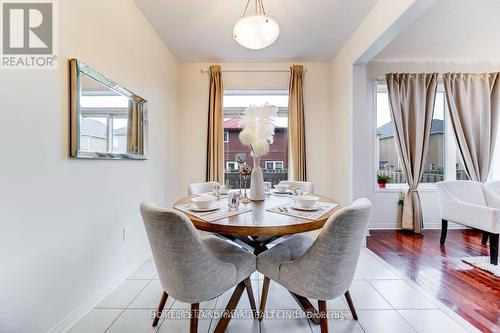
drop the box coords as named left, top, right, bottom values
left=265, top=161, right=284, bottom=170
left=375, top=82, right=468, bottom=189
left=226, top=161, right=238, bottom=171
left=79, top=91, right=129, bottom=154
left=223, top=90, right=289, bottom=187
left=80, top=115, right=128, bottom=153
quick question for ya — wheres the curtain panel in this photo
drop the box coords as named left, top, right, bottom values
left=127, top=100, right=141, bottom=154
left=386, top=73, right=438, bottom=233
left=206, top=65, right=224, bottom=183
left=288, top=65, right=307, bottom=181
left=443, top=72, right=500, bottom=183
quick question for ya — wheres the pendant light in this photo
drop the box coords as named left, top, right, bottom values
left=233, top=0, right=280, bottom=50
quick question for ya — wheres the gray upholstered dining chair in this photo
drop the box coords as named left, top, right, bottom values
left=279, top=180, right=314, bottom=193
left=141, top=202, right=257, bottom=333
left=187, top=181, right=220, bottom=197
left=257, top=198, right=372, bottom=333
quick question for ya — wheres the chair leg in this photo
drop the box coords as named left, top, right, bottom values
left=152, top=291, right=168, bottom=327
left=259, top=276, right=270, bottom=321
left=190, top=303, right=199, bottom=333
left=213, top=280, right=246, bottom=333
left=482, top=232, right=489, bottom=246
left=490, top=234, right=499, bottom=265
left=344, top=290, right=358, bottom=320
left=290, top=292, right=320, bottom=325
left=318, top=300, right=328, bottom=333
left=243, top=277, right=257, bottom=318
left=440, top=219, right=448, bottom=245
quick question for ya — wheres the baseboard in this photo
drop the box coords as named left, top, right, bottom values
left=46, top=255, right=149, bottom=333
left=369, top=219, right=466, bottom=230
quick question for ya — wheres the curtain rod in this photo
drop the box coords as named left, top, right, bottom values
left=200, top=68, right=307, bottom=74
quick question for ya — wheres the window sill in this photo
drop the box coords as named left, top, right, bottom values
left=373, top=184, right=437, bottom=193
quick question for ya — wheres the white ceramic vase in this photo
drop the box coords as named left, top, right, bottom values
left=250, top=156, right=265, bottom=201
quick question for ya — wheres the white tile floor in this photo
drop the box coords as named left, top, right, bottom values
left=69, top=248, right=480, bottom=333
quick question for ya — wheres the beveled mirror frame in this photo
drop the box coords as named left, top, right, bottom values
left=70, top=58, right=148, bottom=159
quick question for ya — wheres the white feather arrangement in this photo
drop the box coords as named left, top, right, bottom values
left=239, top=104, right=278, bottom=157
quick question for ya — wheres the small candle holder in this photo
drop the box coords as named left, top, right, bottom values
left=235, top=153, right=247, bottom=197
left=240, top=164, right=252, bottom=204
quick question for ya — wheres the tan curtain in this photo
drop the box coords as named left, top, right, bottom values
left=288, top=65, right=307, bottom=181
left=386, top=73, right=438, bottom=233
left=443, top=73, right=500, bottom=183
left=206, top=65, right=224, bottom=183
left=127, top=100, right=142, bottom=154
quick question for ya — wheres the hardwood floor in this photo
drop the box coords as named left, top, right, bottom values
left=367, top=229, right=500, bottom=333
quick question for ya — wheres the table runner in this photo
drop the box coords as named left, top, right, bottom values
left=174, top=202, right=252, bottom=222
left=267, top=201, right=338, bottom=221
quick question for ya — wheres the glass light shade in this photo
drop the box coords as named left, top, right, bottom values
left=233, top=15, right=279, bottom=49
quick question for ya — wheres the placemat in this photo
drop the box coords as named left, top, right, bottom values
left=174, top=202, right=252, bottom=222
left=267, top=201, right=338, bottom=221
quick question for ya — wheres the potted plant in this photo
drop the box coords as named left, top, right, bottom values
left=377, top=173, right=392, bottom=189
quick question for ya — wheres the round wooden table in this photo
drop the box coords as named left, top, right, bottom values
left=174, top=192, right=339, bottom=325
left=174, top=193, right=339, bottom=253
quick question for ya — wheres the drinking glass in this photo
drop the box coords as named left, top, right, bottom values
left=228, top=192, right=240, bottom=211
left=212, top=184, right=221, bottom=199
left=292, top=187, right=304, bottom=199
left=264, top=182, right=272, bottom=194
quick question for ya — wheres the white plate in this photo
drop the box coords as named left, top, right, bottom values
left=290, top=203, right=322, bottom=211
left=272, top=189, right=292, bottom=195
left=189, top=205, right=220, bottom=212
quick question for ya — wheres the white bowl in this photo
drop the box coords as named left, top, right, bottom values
left=295, top=195, right=320, bottom=208
left=191, top=195, right=216, bottom=209
left=274, top=184, right=290, bottom=192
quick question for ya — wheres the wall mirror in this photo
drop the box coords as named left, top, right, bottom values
left=70, top=59, right=147, bottom=159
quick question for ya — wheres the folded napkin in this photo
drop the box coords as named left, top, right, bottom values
left=267, top=201, right=338, bottom=221
left=174, top=203, right=252, bottom=222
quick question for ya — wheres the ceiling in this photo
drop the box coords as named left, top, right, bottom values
left=133, top=0, right=377, bottom=62
left=374, top=0, right=500, bottom=61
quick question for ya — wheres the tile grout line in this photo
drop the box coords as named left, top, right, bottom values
left=103, top=272, right=155, bottom=332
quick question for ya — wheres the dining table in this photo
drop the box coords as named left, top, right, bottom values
left=174, top=191, right=340, bottom=324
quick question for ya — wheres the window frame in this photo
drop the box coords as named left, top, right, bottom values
left=373, top=82, right=453, bottom=192
left=80, top=113, right=128, bottom=153
left=223, top=131, right=229, bottom=143
left=265, top=161, right=284, bottom=170
left=226, top=161, right=238, bottom=171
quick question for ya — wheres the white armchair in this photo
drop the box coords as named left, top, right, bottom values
left=485, top=180, right=500, bottom=200
left=436, top=181, right=499, bottom=265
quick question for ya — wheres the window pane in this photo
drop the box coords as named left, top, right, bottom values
left=223, top=91, right=288, bottom=187
left=422, top=92, right=445, bottom=183
left=112, top=117, right=128, bottom=154
left=376, top=89, right=406, bottom=184
left=80, top=117, right=107, bottom=152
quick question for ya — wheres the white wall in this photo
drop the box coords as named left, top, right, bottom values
left=354, top=60, right=500, bottom=229
left=328, top=0, right=436, bottom=206
left=176, top=62, right=332, bottom=197
left=0, top=1, right=179, bottom=332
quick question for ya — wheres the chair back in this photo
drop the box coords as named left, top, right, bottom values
left=279, top=181, right=314, bottom=193
left=436, top=180, right=486, bottom=206
left=485, top=180, right=500, bottom=197
left=280, top=198, right=372, bottom=300
left=140, top=201, right=234, bottom=303
left=188, top=181, right=219, bottom=197
left=484, top=180, right=500, bottom=209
